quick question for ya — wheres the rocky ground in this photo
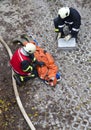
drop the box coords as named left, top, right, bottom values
left=0, top=0, right=91, bottom=130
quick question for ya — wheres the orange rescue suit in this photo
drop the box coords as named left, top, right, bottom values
left=23, top=41, right=58, bottom=86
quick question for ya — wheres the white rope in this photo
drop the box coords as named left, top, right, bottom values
left=0, top=36, right=36, bottom=130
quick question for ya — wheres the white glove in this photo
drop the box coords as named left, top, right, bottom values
left=57, top=33, right=61, bottom=40
left=64, top=34, right=71, bottom=41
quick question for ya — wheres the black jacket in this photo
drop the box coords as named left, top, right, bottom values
left=54, top=7, right=81, bottom=37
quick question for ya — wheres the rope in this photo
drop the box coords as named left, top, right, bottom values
left=0, top=36, right=36, bottom=130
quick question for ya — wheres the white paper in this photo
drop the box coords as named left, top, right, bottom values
left=58, top=38, right=76, bottom=48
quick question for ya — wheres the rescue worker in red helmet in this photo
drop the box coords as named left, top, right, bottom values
left=54, top=7, right=81, bottom=41
left=10, top=43, right=44, bottom=85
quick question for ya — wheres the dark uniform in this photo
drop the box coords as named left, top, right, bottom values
left=54, top=7, right=81, bottom=38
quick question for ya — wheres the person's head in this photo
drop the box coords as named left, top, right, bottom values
left=58, top=7, right=70, bottom=19
left=23, top=43, right=36, bottom=54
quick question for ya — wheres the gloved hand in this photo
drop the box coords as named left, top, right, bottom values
left=38, top=61, right=45, bottom=66
left=64, top=34, right=72, bottom=41
left=56, top=33, right=61, bottom=40
left=34, top=60, right=45, bottom=67
left=36, top=61, right=45, bottom=67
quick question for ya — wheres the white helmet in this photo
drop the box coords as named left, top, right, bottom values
left=58, top=7, right=70, bottom=19
left=23, top=43, right=36, bottom=54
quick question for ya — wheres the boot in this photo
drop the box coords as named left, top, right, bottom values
left=12, top=37, right=27, bottom=45
left=56, top=72, right=61, bottom=81
left=13, top=74, right=22, bottom=86
left=21, top=34, right=33, bottom=42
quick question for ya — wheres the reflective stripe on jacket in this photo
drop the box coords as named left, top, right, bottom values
left=10, top=48, right=32, bottom=76
left=54, top=7, right=81, bottom=36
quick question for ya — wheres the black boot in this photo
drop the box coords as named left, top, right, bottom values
left=12, top=37, right=27, bottom=45
left=13, top=74, right=22, bottom=86
left=21, top=34, right=33, bottom=42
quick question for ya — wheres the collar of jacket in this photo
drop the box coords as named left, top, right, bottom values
left=20, top=48, right=29, bottom=56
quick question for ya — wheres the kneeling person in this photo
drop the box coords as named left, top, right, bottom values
left=54, top=7, right=81, bottom=41
left=10, top=43, right=42, bottom=85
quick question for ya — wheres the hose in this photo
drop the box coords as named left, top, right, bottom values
left=0, top=36, right=36, bottom=130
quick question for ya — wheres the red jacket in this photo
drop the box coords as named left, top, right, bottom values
left=10, top=48, right=32, bottom=76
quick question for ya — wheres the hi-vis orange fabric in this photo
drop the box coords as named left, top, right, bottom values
left=23, top=41, right=58, bottom=86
